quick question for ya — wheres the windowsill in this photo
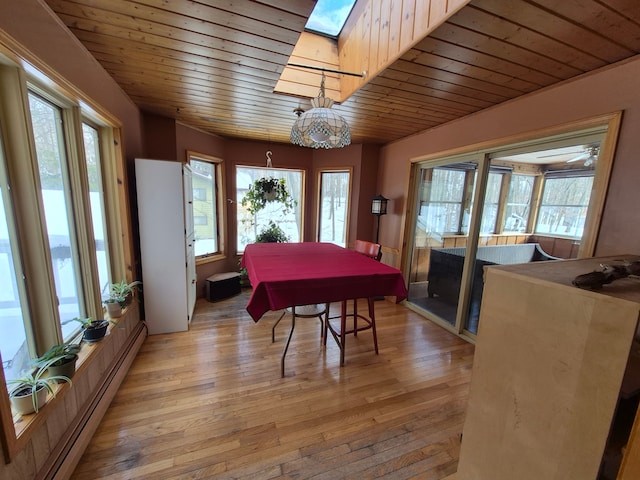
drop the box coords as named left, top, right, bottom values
left=196, top=252, right=226, bottom=266
left=10, top=305, right=134, bottom=443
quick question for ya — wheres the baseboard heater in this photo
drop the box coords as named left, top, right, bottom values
left=38, top=321, right=147, bottom=480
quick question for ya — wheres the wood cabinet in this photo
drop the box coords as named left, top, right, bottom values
left=135, top=158, right=196, bottom=334
left=454, top=255, right=640, bottom=480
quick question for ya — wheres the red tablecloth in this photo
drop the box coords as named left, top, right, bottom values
left=241, top=242, right=408, bottom=322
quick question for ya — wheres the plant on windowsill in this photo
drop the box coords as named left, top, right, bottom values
left=8, top=358, right=72, bottom=415
left=34, top=342, right=81, bottom=380
left=255, top=220, right=289, bottom=243
left=103, top=295, right=125, bottom=318
left=106, top=280, right=142, bottom=307
left=63, top=316, right=119, bottom=343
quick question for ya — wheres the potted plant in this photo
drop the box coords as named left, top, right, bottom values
left=64, top=317, right=117, bottom=343
left=108, top=280, right=142, bottom=307
left=8, top=359, right=72, bottom=415
left=35, top=342, right=81, bottom=380
left=255, top=220, right=289, bottom=243
left=103, top=295, right=124, bottom=318
left=240, top=177, right=296, bottom=217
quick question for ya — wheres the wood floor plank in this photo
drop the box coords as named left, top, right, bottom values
left=70, top=291, right=474, bottom=479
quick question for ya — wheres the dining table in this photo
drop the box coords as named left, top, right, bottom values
left=241, top=242, right=408, bottom=371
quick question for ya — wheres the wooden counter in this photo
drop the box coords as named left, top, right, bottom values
left=454, top=255, right=640, bottom=480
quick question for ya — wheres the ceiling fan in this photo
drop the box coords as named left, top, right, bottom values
left=567, top=145, right=600, bottom=167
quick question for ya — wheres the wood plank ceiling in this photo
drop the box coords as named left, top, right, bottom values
left=44, top=0, right=640, bottom=146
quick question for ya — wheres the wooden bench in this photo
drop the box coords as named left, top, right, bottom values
left=205, top=272, right=241, bottom=302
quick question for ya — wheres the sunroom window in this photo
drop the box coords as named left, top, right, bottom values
left=479, top=172, right=503, bottom=234
left=503, top=174, right=535, bottom=233
left=536, top=174, right=594, bottom=239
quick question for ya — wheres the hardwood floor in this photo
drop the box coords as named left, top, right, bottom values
left=70, top=291, right=475, bottom=479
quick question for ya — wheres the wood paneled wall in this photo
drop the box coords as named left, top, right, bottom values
left=0, top=307, right=144, bottom=480
left=528, top=234, right=580, bottom=259
left=340, top=0, right=471, bottom=98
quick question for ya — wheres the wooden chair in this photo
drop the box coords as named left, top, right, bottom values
left=324, top=240, right=382, bottom=365
left=272, top=304, right=327, bottom=377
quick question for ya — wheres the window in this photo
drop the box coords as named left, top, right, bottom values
left=317, top=169, right=351, bottom=246
left=0, top=57, right=128, bottom=443
left=193, top=188, right=206, bottom=201
left=503, top=174, right=535, bottom=232
left=305, top=0, right=357, bottom=37
left=188, top=153, right=224, bottom=258
left=536, top=174, right=594, bottom=238
left=0, top=133, right=30, bottom=388
left=480, top=172, right=503, bottom=234
left=82, top=122, right=111, bottom=295
left=423, top=168, right=467, bottom=234
left=237, top=166, right=303, bottom=251
left=29, top=92, right=84, bottom=338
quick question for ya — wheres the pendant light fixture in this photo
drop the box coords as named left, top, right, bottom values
left=290, top=71, right=351, bottom=149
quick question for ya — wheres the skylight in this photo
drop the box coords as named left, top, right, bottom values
left=305, top=0, right=357, bottom=38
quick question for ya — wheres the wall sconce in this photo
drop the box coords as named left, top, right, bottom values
left=371, top=194, right=388, bottom=243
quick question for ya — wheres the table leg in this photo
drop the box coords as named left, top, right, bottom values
left=272, top=310, right=286, bottom=343
left=340, top=300, right=346, bottom=366
left=368, top=298, right=379, bottom=354
left=281, top=307, right=296, bottom=377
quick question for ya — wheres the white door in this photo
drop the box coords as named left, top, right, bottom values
left=183, top=165, right=196, bottom=321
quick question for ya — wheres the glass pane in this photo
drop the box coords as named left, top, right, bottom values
left=29, top=93, right=82, bottom=338
left=237, top=166, right=303, bottom=251
left=536, top=176, right=594, bottom=238
left=190, top=159, right=218, bottom=256
left=479, top=173, right=502, bottom=234
left=82, top=123, right=110, bottom=293
left=503, top=174, right=534, bottom=232
left=318, top=170, right=350, bottom=246
left=407, top=162, right=478, bottom=327
left=427, top=168, right=466, bottom=233
left=306, top=0, right=357, bottom=37
left=0, top=151, right=30, bottom=390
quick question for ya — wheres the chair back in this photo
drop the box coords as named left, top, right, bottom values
left=354, top=239, right=382, bottom=261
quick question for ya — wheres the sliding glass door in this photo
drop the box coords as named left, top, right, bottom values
left=405, top=127, right=611, bottom=338
left=406, top=157, right=480, bottom=328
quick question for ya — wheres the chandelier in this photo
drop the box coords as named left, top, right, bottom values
left=290, top=71, right=351, bottom=149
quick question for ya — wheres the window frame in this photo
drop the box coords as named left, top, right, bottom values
left=236, top=165, right=305, bottom=253
left=187, top=151, right=226, bottom=264
left=81, top=119, right=113, bottom=295
left=28, top=90, right=89, bottom=337
left=426, top=167, right=469, bottom=235
left=315, top=167, right=353, bottom=246
left=501, top=173, right=536, bottom=234
left=403, top=113, right=621, bottom=341
left=0, top=53, right=132, bottom=461
left=479, top=171, right=505, bottom=234
left=534, top=173, right=595, bottom=239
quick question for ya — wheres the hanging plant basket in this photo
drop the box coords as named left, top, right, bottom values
left=240, top=177, right=296, bottom=217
